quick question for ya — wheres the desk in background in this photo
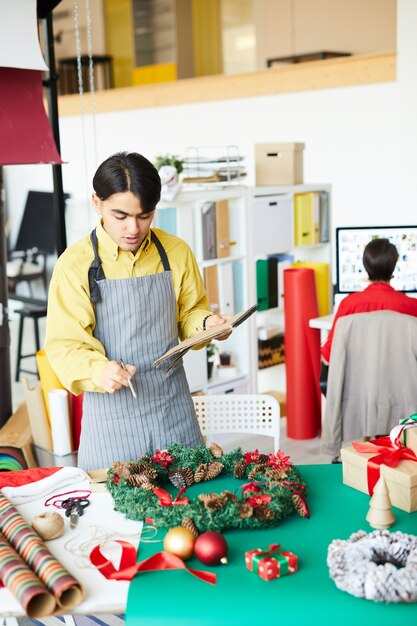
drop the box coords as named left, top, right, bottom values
left=126, top=464, right=417, bottom=626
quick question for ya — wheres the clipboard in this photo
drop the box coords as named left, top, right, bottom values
left=154, top=304, right=258, bottom=371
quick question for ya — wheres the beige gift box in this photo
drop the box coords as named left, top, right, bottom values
left=341, top=444, right=417, bottom=513
left=400, top=423, right=417, bottom=455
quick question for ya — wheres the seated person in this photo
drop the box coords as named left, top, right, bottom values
left=322, top=237, right=417, bottom=365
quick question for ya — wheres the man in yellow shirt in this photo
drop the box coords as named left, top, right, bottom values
left=45, top=152, right=228, bottom=470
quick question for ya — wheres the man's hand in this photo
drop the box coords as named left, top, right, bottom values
left=100, top=360, right=137, bottom=394
left=205, top=313, right=232, bottom=341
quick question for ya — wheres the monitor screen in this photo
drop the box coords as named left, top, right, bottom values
left=336, top=225, right=417, bottom=294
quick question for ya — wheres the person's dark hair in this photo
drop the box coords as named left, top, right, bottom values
left=362, top=238, right=399, bottom=282
left=92, top=152, right=161, bottom=212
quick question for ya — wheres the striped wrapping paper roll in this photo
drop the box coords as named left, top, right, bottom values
left=0, top=532, right=56, bottom=617
left=0, top=495, right=84, bottom=609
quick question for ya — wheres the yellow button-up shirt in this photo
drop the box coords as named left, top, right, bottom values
left=45, top=222, right=211, bottom=395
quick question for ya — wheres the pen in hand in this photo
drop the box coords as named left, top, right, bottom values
left=119, top=359, right=137, bottom=399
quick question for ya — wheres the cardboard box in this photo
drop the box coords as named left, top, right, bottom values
left=0, top=403, right=37, bottom=468
left=255, top=143, right=304, bottom=185
left=400, top=423, right=417, bottom=455
left=341, top=445, right=417, bottom=512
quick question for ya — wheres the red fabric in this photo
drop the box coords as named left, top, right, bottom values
left=0, top=67, right=62, bottom=165
left=321, top=283, right=417, bottom=363
left=0, top=467, right=61, bottom=489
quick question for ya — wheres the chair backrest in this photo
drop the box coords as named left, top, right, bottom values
left=322, top=310, right=417, bottom=457
left=192, top=393, right=280, bottom=452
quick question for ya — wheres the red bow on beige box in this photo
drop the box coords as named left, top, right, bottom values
left=352, top=436, right=417, bottom=495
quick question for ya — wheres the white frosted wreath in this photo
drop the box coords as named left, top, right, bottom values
left=327, top=530, right=417, bottom=603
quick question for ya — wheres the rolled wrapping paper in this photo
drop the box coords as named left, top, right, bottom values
left=48, top=389, right=73, bottom=456
left=0, top=532, right=56, bottom=617
left=22, top=378, right=53, bottom=451
left=291, top=261, right=331, bottom=316
left=0, top=447, right=26, bottom=471
left=35, top=350, right=65, bottom=422
left=0, top=495, right=84, bottom=609
left=284, top=268, right=321, bottom=439
left=72, top=392, right=84, bottom=451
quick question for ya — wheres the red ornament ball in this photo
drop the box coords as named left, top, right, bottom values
left=194, top=531, right=228, bottom=565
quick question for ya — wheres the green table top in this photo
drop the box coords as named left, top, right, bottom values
left=126, top=464, right=417, bottom=626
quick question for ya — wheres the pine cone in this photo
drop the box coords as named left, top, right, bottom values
left=258, top=454, right=270, bottom=464
left=126, top=474, right=146, bottom=487
left=111, top=461, right=130, bottom=478
left=194, top=463, right=209, bottom=483
left=239, top=503, right=253, bottom=518
left=140, top=481, right=155, bottom=491
left=221, top=490, right=239, bottom=503
left=198, top=493, right=227, bottom=510
left=254, top=505, right=276, bottom=520
left=206, top=461, right=224, bottom=480
left=209, top=442, right=224, bottom=458
left=265, top=468, right=288, bottom=481
left=248, top=463, right=269, bottom=480
left=180, top=467, right=195, bottom=487
left=292, top=493, right=310, bottom=518
left=168, top=468, right=187, bottom=489
left=233, top=460, right=247, bottom=478
left=181, top=517, right=199, bottom=538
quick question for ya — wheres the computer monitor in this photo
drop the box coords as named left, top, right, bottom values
left=336, top=225, right=417, bottom=294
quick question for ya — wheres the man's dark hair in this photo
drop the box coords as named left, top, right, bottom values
left=362, top=238, right=399, bottom=282
left=92, top=152, right=161, bottom=213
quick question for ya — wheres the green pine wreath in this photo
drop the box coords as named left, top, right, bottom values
left=107, top=442, right=309, bottom=533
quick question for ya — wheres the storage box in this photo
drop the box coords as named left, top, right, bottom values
left=33, top=444, right=78, bottom=468
left=258, top=334, right=285, bottom=369
left=341, top=444, right=417, bottom=512
left=255, top=143, right=304, bottom=185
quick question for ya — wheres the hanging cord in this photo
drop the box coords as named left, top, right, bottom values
left=73, top=0, right=90, bottom=206
left=85, top=0, right=98, bottom=169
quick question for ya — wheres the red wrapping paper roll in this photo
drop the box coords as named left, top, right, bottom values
left=71, top=392, right=84, bottom=451
left=284, top=268, right=321, bottom=439
left=0, top=495, right=84, bottom=609
left=0, top=532, right=56, bottom=617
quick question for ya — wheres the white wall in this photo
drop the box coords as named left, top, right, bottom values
left=4, top=1, right=415, bottom=262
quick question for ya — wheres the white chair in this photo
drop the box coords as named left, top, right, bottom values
left=192, top=393, right=280, bottom=453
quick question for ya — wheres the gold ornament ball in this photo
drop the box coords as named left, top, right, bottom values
left=163, top=526, right=196, bottom=560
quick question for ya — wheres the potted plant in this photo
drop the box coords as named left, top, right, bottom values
left=154, top=153, right=184, bottom=174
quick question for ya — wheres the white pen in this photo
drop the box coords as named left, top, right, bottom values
left=119, top=359, right=137, bottom=399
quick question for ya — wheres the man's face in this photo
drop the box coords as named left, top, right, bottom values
left=93, top=191, right=155, bottom=253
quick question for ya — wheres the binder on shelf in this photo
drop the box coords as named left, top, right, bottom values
left=215, top=200, right=230, bottom=258
left=319, top=191, right=330, bottom=242
left=204, top=265, right=220, bottom=314
left=256, top=259, right=269, bottom=311
left=267, top=257, right=278, bottom=309
left=202, top=202, right=217, bottom=260
left=217, top=263, right=235, bottom=314
left=294, top=192, right=320, bottom=246
left=268, top=253, right=294, bottom=309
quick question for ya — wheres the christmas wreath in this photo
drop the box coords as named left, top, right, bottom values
left=327, top=529, right=417, bottom=603
left=107, top=443, right=309, bottom=533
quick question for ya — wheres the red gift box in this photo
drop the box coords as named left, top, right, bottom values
left=245, top=544, right=298, bottom=581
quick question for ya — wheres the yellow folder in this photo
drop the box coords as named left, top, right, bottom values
left=292, top=261, right=330, bottom=316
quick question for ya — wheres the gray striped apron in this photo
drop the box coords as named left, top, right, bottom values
left=77, top=229, right=203, bottom=471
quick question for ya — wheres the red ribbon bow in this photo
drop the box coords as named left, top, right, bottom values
left=352, top=436, right=417, bottom=495
left=152, top=487, right=189, bottom=506
left=90, top=540, right=216, bottom=585
left=254, top=543, right=281, bottom=558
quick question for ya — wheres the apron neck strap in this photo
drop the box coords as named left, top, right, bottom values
left=88, top=228, right=105, bottom=303
left=151, top=231, right=171, bottom=271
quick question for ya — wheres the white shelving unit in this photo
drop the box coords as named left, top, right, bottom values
left=155, top=183, right=331, bottom=396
